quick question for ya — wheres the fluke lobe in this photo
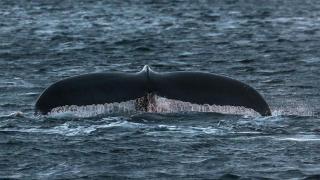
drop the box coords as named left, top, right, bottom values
left=35, top=65, right=272, bottom=116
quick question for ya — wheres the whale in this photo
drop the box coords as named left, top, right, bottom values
left=35, top=65, right=272, bottom=116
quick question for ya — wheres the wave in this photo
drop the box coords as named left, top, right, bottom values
left=0, top=117, right=145, bottom=136
left=276, top=135, right=320, bottom=142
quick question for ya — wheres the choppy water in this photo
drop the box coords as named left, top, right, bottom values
left=1, top=0, right=320, bottom=179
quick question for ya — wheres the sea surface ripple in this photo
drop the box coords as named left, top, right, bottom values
left=0, top=0, right=320, bottom=179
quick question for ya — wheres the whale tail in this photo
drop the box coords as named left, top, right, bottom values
left=35, top=65, right=271, bottom=116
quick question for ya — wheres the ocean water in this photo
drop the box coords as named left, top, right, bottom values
left=1, top=0, right=320, bottom=179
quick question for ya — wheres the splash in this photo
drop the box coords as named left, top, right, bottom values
left=271, top=101, right=315, bottom=117
left=49, top=100, right=136, bottom=118
left=47, top=95, right=259, bottom=118
left=150, top=96, right=258, bottom=116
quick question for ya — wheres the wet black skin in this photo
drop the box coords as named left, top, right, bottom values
left=35, top=65, right=271, bottom=116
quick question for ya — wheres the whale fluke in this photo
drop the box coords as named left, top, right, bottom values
left=35, top=65, right=271, bottom=116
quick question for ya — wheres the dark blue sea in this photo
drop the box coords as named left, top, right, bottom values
left=1, top=0, right=320, bottom=179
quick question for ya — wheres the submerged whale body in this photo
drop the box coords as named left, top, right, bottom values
left=35, top=65, right=271, bottom=116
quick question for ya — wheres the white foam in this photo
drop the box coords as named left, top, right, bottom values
left=148, top=124, right=226, bottom=136
left=277, top=135, right=320, bottom=142
left=1, top=111, right=25, bottom=118
left=0, top=119, right=144, bottom=137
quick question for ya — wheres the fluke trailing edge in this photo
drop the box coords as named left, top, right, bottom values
left=35, top=65, right=272, bottom=116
